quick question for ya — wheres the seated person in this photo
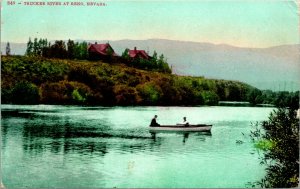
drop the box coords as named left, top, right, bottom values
left=150, top=115, right=160, bottom=126
left=182, top=117, right=189, bottom=126
left=176, top=117, right=189, bottom=126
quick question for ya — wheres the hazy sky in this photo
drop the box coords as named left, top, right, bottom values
left=1, top=0, right=299, bottom=47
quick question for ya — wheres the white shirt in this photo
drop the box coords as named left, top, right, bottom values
left=183, top=120, right=189, bottom=125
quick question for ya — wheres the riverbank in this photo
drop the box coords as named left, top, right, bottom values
left=218, top=101, right=275, bottom=107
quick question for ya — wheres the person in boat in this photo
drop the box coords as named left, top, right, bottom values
left=150, top=115, right=160, bottom=127
left=182, top=117, right=189, bottom=126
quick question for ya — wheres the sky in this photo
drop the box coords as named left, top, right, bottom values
left=1, top=0, right=299, bottom=48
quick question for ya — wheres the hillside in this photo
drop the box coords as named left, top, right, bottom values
left=1, top=55, right=259, bottom=106
left=2, top=39, right=299, bottom=91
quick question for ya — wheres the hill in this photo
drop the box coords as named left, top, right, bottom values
left=2, top=39, right=299, bottom=91
left=2, top=55, right=259, bottom=106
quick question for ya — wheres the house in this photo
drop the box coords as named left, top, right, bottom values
left=128, top=47, right=151, bottom=60
left=88, top=42, right=119, bottom=61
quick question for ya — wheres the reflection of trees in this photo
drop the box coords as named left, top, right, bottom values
left=21, top=118, right=159, bottom=156
left=118, top=139, right=163, bottom=154
left=22, top=136, right=108, bottom=157
left=63, top=140, right=107, bottom=155
left=22, top=120, right=110, bottom=156
left=22, top=120, right=112, bottom=139
left=1, top=121, right=8, bottom=149
left=1, top=110, right=34, bottom=119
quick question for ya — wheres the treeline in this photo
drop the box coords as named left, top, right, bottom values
left=25, top=38, right=88, bottom=59
left=1, top=55, right=269, bottom=106
left=247, top=88, right=298, bottom=109
left=24, top=37, right=171, bottom=73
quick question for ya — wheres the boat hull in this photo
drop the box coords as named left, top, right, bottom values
left=149, top=124, right=212, bottom=132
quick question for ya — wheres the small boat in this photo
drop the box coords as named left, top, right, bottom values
left=149, top=124, right=212, bottom=132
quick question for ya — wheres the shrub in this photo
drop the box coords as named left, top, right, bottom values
left=1, top=88, right=12, bottom=104
left=40, top=81, right=92, bottom=104
left=250, top=108, right=299, bottom=188
left=11, top=81, right=40, bottom=104
left=136, top=82, right=162, bottom=105
left=72, top=89, right=86, bottom=103
left=113, top=85, right=141, bottom=105
left=201, top=91, right=219, bottom=105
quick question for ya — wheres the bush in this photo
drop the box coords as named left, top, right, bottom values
left=113, top=85, right=141, bottom=105
left=250, top=108, right=299, bottom=187
left=1, top=56, right=69, bottom=85
left=1, top=88, right=12, bottom=104
left=11, top=81, right=40, bottom=104
left=72, top=89, right=86, bottom=103
left=201, top=91, right=219, bottom=105
left=40, top=81, right=92, bottom=104
left=136, top=82, right=162, bottom=105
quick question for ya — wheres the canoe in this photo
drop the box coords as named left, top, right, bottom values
left=149, top=124, right=212, bottom=132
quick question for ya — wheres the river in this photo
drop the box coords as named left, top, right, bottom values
left=1, top=105, right=274, bottom=188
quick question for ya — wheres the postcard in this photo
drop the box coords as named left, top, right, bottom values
left=1, top=0, right=299, bottom=188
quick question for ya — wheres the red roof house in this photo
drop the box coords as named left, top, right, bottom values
left=128, top=47, right=151, bottom=60
left=88, top=43, right=119, bottom=60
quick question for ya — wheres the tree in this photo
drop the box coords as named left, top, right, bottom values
left=67, top=39, right=75, bottom=59
left=121, top=48, right=130, bottom=61
left=40, top=39, right=50, bottom=57
left=5, top=42, right=11, bottom=56
left=74, top=41, right=88, bottom=59
left=33, top=38, right=40, bottom=55
left=38, top=38, right=48, bottom=56
left=25, top=38, right=34, bottom=56
left=250, top=108, right=299, bottom=188
left=50, top=40, right=68, bottom=59
left=247, top=88, right=262, bottom=105
left=155, top=53, right=171, bottom=73
left=150, top=50, right=158, bottom=68
left=25, top=37, right=50, bottom=57
left=157, top=54, right=164, bottom=69
left=106, top=44, right=113, bottom=56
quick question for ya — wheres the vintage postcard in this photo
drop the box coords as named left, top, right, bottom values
left=1, top=0, right=299, bottom=188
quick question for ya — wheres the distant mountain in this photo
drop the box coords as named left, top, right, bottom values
left=2, top=39, right=299, bottom=91
left=1, top=42, right=27, bottom=56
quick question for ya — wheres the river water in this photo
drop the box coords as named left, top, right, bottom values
left=1, top=105, right=274, bottom=188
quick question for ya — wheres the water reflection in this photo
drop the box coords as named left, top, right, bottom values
left=1, top=110, right=36, bottom=120
left=2, top=109, right=213, bottom=159
left=20, top=124, right=212, bottom=158
left=22, top=119, right=114, bottom=139
left=21, top=136, right=110, bottom=157
left=150, top=131, right=212, bottom=144
left=63, top=140, right=108, bottom=156
left=183, top=133, right=189, bottom=143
